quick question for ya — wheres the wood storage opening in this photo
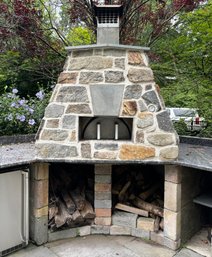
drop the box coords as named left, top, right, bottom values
left=48, top=163, right=95, bottom=232
left=112, top=165, right=165, bottom=232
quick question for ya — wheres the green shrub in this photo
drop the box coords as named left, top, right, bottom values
left=173, top=119, right=190, bottom=136
left=0, top=87, right=50, bottom=136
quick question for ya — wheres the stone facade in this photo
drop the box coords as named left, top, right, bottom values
left=36, top=45, right=178, bottom=162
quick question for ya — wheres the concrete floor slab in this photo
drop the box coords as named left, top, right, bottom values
left=174, top=248, right=206, bottom=257
left=7, top=234, right=208, bottom=257
left=47, top=235, right=140, bottom=257
left=46, top=235, right=175, bottom=257
left=9, top=245, right=58, bottom=257
left=116, top=237, right=175, bottom=257
left=185, top=228, right=211, bottom=257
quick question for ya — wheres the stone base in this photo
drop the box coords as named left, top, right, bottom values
left=47, top=225, right=181, bottom=250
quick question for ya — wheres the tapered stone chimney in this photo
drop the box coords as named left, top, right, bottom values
left=94, top=3, right=123, bottom=44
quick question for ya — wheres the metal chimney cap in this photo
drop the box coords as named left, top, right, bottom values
left=94, top=4, right=123, bottom=15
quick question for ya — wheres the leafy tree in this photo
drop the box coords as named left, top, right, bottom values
left=69, top=0, right=202, bottom=45
left=0, top=0, right=66, bottom=95
left=151, top=0, right=212, bottom=137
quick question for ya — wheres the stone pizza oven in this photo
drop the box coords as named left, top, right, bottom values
left=35, top=45, right=178, bottom=161
left=31, top=2, right=182, bottom=251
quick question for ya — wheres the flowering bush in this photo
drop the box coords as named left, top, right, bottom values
left=0, top=87, right=50, bottom=136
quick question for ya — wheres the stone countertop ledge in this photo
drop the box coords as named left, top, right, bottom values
left=65, top=44, right=150, bottom=52
left=0, top=141, right=211, bottom=172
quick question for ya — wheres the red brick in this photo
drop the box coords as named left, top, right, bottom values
left=95, top=209, right=112, bottom=217
left=95, top=183, right=111, bottom=192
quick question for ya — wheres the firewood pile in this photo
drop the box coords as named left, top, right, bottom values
left=48, top=164, right=95, bottom=231
left=112, top=165, right=164, bottom=232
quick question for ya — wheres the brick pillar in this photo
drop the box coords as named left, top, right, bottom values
left=94, top=164, right=112, bottom=226
left=29, top=163, right=49, bottom=245
left=164, top=165, right=182, bottom=249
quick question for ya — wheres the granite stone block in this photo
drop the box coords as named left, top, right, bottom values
left=142, top=90, right=161, bottom=111
left=122, top=101, right=137, bottom=116
left=160, top=146, right=179, bottom=160
left=90, top=225, right=110, bottom=234
left=62, top=115, right=76, bottom=129
left=128, top=51, right=146, bottom=66
left=69, top=56, right=113, bottom=70
left=124, top=85, right=142, bottom=99
left=103, top=49, right=125, bottom=57
left=156, top=111, right=174, bottom=132
left=81, top=143, right=91, bottom=158
left=105, top=71, right=124, bottom=83
left=72, top=50, right=93, bottom=57
left=137, top=112, right=154, bottom=129
left=138, top=99, right=147, bottom=112
left=40, top=130, right=69, bottom=141
left=79, top=72, right=103, bottom=83
left=45, top=104, right=65, bottom=118
left=110, top=225, right=131, bottom=235
left=66, top=104, right=92, bottom=114
left=94, top=151, right=117, bottom=160
left=131, top=228, right=150, bottom=239
left=119, top=144, right=155, bottom=160
left=112, top=211, right=138, bottom=228
left=115, top=58, right=125, bottom=69
left=48, top=228, right=77, bottom=242
left=58, top=72, right=78, bottom=84
left=76, top=225, right=91, bottom=236
left=46, top=119, right=59, bottom=128
left=128, top=68, right=154, bottom=83
left=30, top=216, right=48, bottom=245
left=37, top=143, right=77, bottom=158
left=147, top=133, right=174, bottom=146
left=94, top=143, right=118, bottom=151
left=56, top=86, right=89, bottom=103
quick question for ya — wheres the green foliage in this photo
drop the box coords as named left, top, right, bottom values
left=151, top=1, right=212, bottom=137
left=67, top=27, right=95, bottom=46
left=173, top=119, right=190, bottom=136
left=0, top=87, right=50, bottom=136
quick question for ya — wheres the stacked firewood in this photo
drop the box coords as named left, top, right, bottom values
left=48, top=165, right=95, bottom=231
left=112, top=165, right=164, bottom=232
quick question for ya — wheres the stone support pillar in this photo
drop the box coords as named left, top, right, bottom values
left=164, top=165, right=182, bottom=249
left=94, top=164, right=112, bottom=226
left=29, top=163, right=49, bottom=245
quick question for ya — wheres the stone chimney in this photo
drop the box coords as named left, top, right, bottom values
left=94, top=4, right=123, bottom=44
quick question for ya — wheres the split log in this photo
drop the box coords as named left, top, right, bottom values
left=49, top=205, right=58, bottom=220
left=154, top=216, right=160, bottom=232
left=61, top=191, right=76, bottom=214
left=159, top=218, right=164, bottom=230
left=133, top=197, right=164, bottom=217
left=80, top=201, right=95, bottom=219
left=70, top=190, right=86, bottom=211
left=72, top=210, right=84, bottom=223
left=55, top=201, right=72, bottom=228
left=139, top=183, right=160, bottom=201
left=115, top=203, right=148, bottom=217
left=119, top=181, right=131, bottom=202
